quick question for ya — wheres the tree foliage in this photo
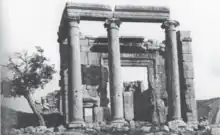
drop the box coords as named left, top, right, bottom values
left=6, top=46, right=56, bottom=97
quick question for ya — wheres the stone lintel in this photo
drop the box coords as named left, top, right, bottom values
left=115, top=5, right=170, bottom=13
left=90, top=44, right=161, bottom=53
left=66, top=2, right=112, bottom=11
left=102, top=53, right=155, bottom=67
left=94, top=36, right=145, bottom=43
left=66, top=9, right=113, bottom=21
left=114, top=12, right=169, bottom=23
left=66, top=2, right=113, bottom=21
left=114, top=5, right=169, bottom=22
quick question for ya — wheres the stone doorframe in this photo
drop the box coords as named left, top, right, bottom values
left=100, top=52, right=166, bottom=122
left=101, top=52, right=163, bottom=100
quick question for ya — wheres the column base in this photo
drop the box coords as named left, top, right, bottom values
left=172, top=116, right=182, bottom=121
left=111, top=119, right=126, bottom=127
left=68, top=120, right=85, bottom=129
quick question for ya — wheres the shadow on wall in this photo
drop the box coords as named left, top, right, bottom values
left=1, top=106, right=64, bottom=130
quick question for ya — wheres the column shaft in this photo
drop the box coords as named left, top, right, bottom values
left=68, top=17, right=83, bottom=123
left=162, top=20, right=182, bottom=120
left=104, top=18, right=124, bottom=122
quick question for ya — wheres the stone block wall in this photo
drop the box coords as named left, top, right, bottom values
left=59, top=37, right=110, bottom=124
left=177, top=31, right=198, bottom=126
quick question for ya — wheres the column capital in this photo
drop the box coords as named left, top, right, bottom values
left=104, top=18, right=121, bottom=29
left=161, top=20, right=180, bottom=30
left=67, top=16, right=80, bottom=27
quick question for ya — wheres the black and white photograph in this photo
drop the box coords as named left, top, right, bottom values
left=1, top=0, right=220, bottom=134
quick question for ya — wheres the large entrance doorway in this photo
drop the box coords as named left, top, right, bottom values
left=121, top=66, right=149, bottom=120
left=121, top=66, right=148, bottom=91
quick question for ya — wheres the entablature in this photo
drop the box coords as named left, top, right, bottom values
left=57, top=2, right=170, bottom=43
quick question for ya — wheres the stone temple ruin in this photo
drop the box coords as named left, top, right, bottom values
left=57, top=2, right=198, bottom=128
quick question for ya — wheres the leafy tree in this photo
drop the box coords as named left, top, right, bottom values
left=4, top=46, right=56, bottom=126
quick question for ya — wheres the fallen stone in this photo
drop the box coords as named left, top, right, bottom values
left=129, top=120, right=135, bottom=129
left=9, top=128, right=21, bottom=135
left=115, top=126, right=129, bottom=132
left=93, top=125, right=101, bottom=131
left=85, top=123, right=94, bottom=129
left=178, top=130, right=196, bottom=135
left=85, top=128, right=96, bottom=133
left=46, top=127, right=54, bottom=132
left=142, top=132, right=154, bottom=135
left=185, top=126, right=194, bottom=132
left=160, top=125, right=170, bottom=132
left=140, top=126, right=151, bottom=132
left=111, top=122, right=125, bottom=129
left=61, top=131, right=84, bottom=135
left=122, top=126, right=130, bottom=132
left=100, top=125, right=112, bottom=132
left=20, top=128, right=24, bottom=133
left=150, top=125, right=160, bottom=132
left=24, top=126, right=36, bottom=133
left=35, top=126, right=47, bottom=132
left=196, top=130, right=212, bottom=135
left=168, top=120, right=187, bottom=132
left=211, top=127, right=220, bottom=135
left=98, top=121, right=107, bottom=127
left=154, top=131, right=170, bottom=135
left=54, top=125, right=66, bottom=132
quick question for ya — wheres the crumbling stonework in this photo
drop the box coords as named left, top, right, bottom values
left=177, top=31, right=198, bottom=126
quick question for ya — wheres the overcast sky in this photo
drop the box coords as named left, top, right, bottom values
left=1, top=0, right=220, bottom=112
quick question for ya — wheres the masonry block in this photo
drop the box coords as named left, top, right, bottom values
left=182, top=54, right=193, bottom=62
left=93, top=107, right=104, bottom=122
left=183, top=62, right=194, bottom=70
left=183, top=70, right=194, bottom=79
left=123, top=91, right=134, bottom=121
left=181, top=43, right=192, bottom=54
left=184, top=79, right=194, bottom=87
left=103, top=107, right=111, bottom=121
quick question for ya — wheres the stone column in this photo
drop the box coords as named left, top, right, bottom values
left=162, top=20, right=182, bottom=120
left=63, top=69, right=69, bottom=124
left=67, top=16, right=84, bottom=127
left=104, top=18, right=125, bottom=124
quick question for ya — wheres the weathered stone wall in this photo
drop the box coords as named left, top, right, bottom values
left=59, top=36, right=169, bottom=124
left=177, top=31, right=198, bottom=126
left=59, top=37, right=109, bottom=123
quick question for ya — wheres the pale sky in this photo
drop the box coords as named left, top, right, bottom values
left=1, top=0, right=220, bottom=112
